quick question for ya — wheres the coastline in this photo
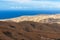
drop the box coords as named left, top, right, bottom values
left=0, top=14, right=60, bottom=23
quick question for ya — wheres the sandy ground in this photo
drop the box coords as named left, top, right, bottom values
left=1, top=14, right=60, bottom=23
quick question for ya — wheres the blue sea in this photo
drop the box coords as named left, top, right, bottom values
left=0, top=10, right=60, bottom=19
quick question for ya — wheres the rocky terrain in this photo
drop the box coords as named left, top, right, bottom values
left=0, top=21, right=60, bottom=40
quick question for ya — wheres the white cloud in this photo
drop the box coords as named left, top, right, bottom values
left=10, top=6, right=23, bottom=9
left=2, top=0, right=32, bottom=2
left=31, top=1, right=60, bottom=10
left=8, top=1, right=60, bottom=10
left=0, top=0, right=60, bottom=10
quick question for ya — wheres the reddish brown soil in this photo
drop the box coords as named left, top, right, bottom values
left=0, top=21, right=60, bottom=40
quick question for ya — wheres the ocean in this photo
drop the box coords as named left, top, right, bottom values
left=0, top=10, right=60, bottom=19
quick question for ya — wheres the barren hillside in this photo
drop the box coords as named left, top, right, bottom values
left=0, top=21, right=60, bottom=40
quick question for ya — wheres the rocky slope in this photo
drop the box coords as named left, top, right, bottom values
left=0, top=21, right=60, bottom=40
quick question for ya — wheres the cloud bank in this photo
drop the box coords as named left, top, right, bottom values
left=0, top=0, right=60, bottom=10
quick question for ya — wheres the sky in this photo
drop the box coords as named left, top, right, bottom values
left=0, top=0, right=60, bottom=10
